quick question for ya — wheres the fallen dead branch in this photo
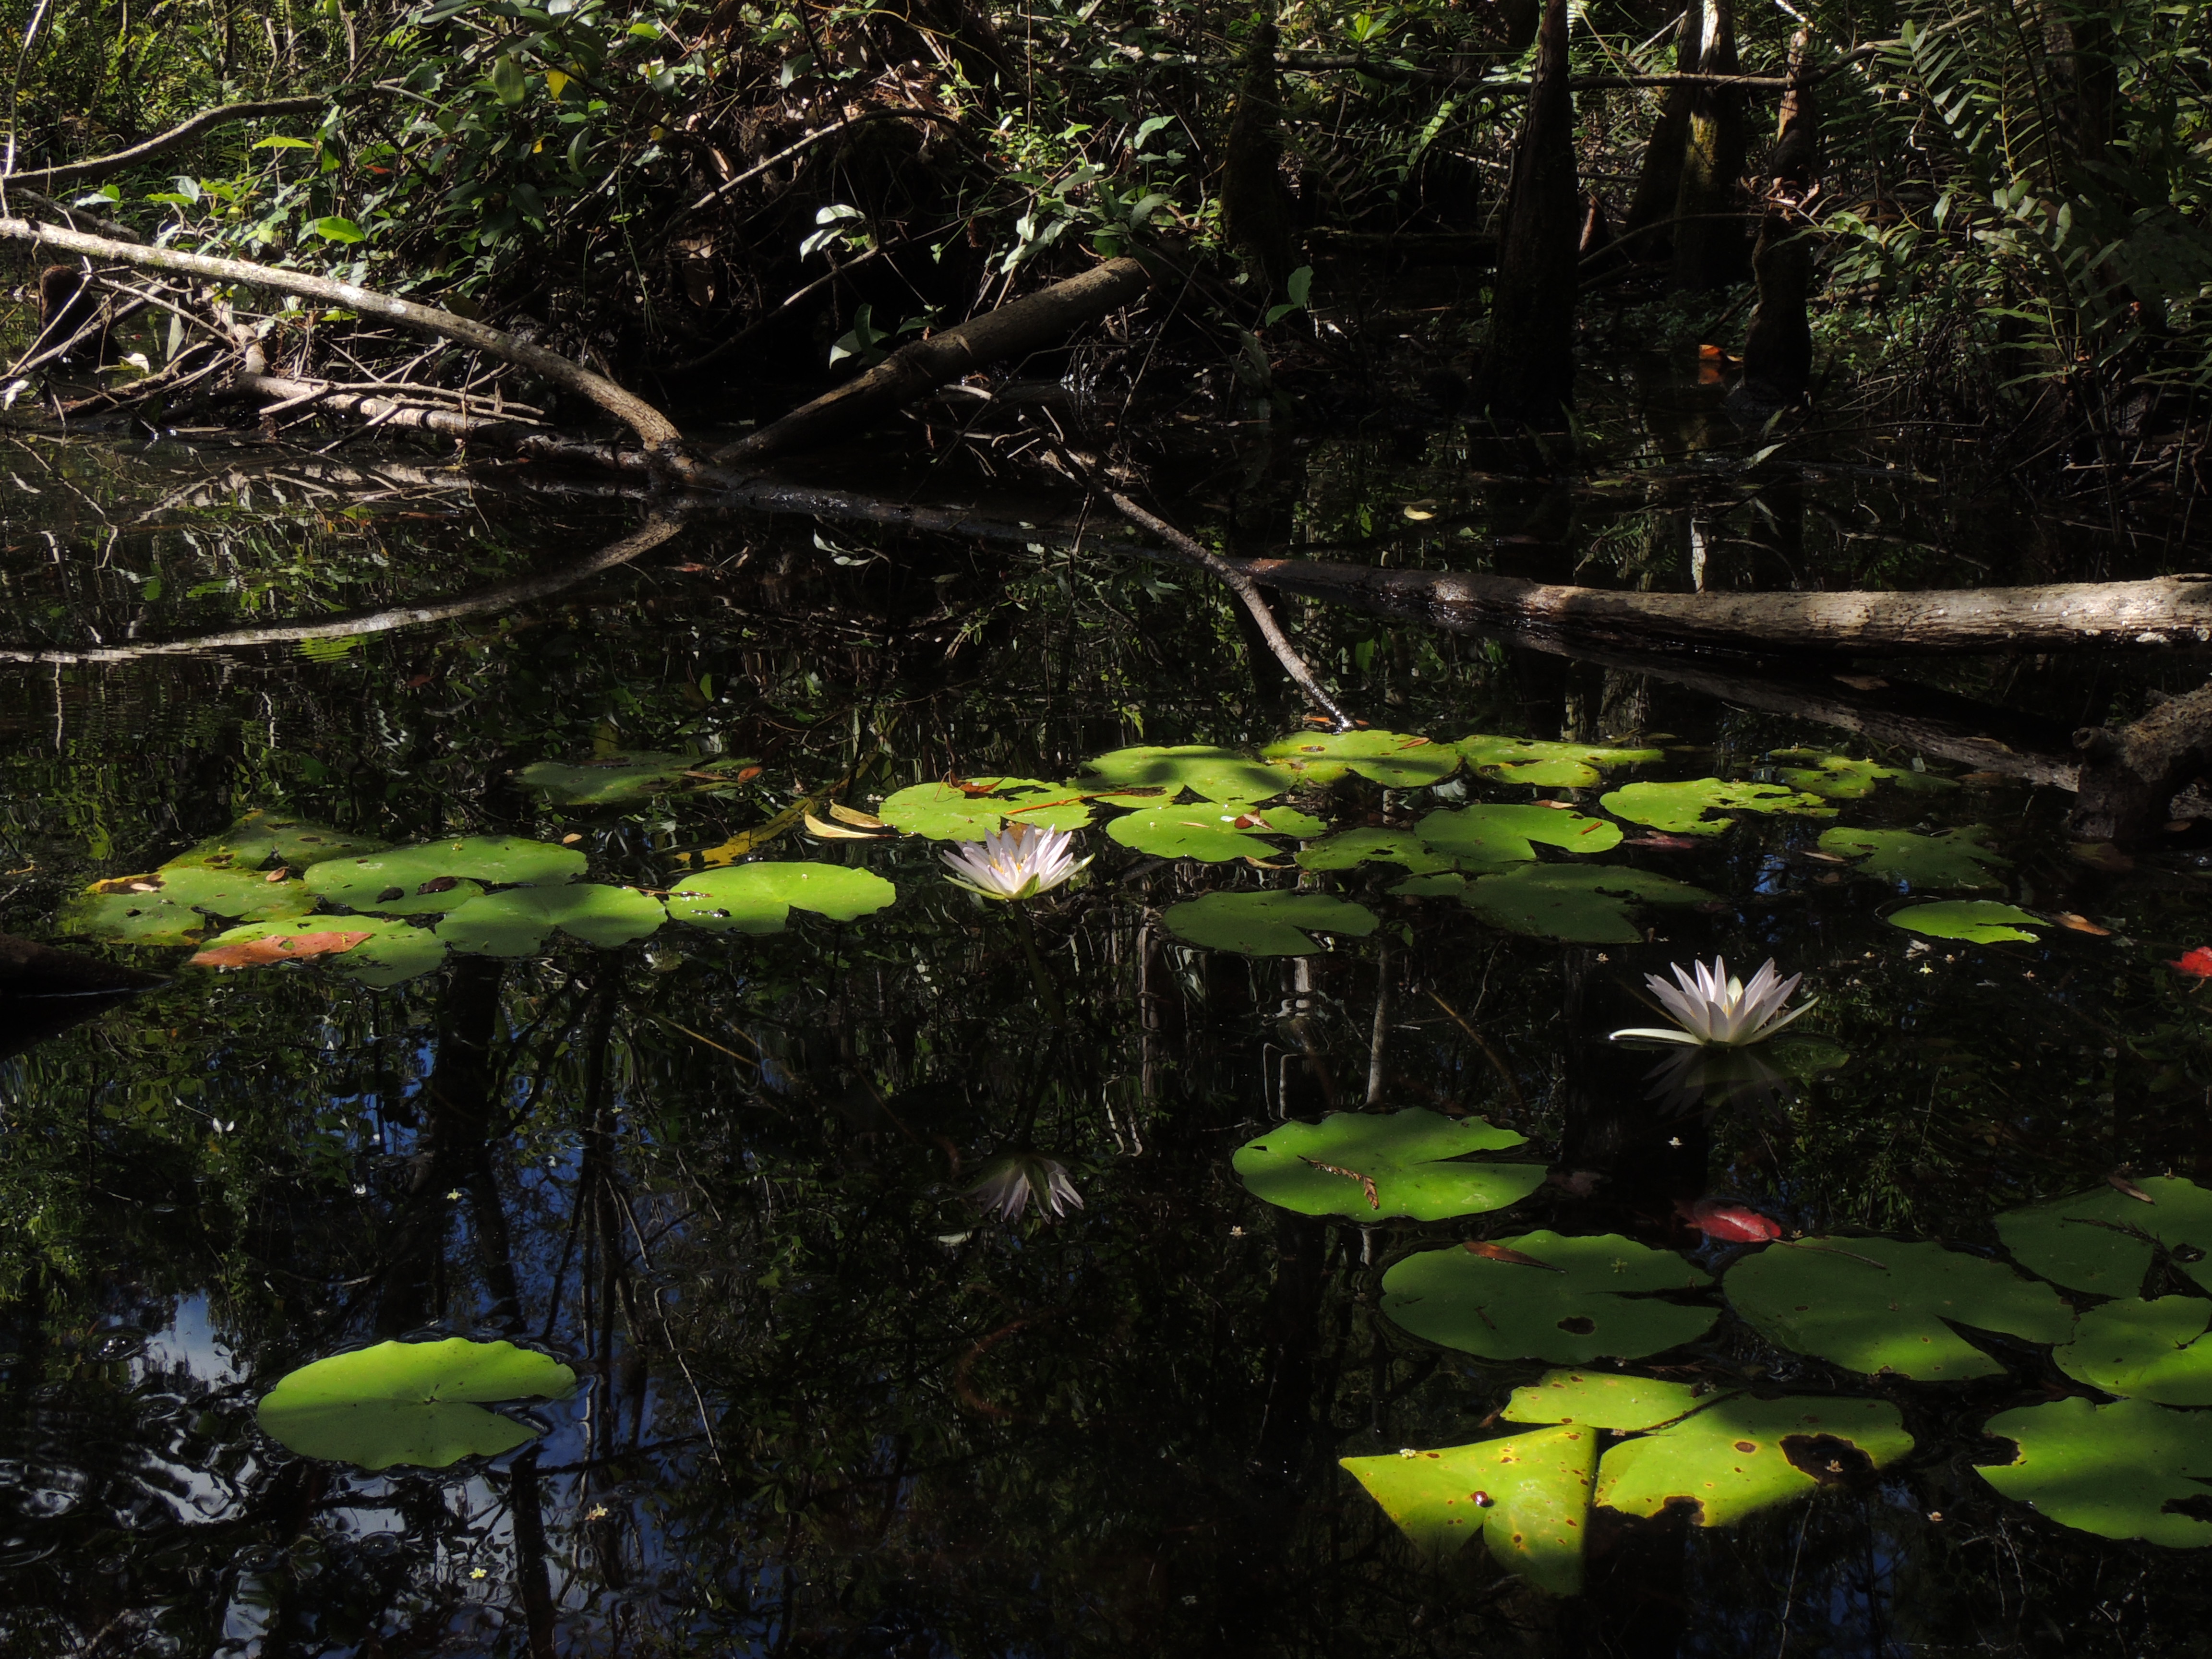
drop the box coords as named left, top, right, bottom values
left=2, top=87, right=401, bottom=193
left=227, top=369, right=545, bottom=442
left=2072, top=682, right=2212, bottom=842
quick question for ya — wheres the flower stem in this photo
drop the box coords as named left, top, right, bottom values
left=1010, top=902, right=1068, bottom=1027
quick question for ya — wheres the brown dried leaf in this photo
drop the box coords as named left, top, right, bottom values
left=189, top=930, right=372, bottom=971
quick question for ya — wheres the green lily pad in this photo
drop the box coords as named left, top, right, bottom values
left=1261, top=731, right=1461, bottom=788
left=306, top=837, right=585, bottom=914
left=1380, top=1231, right=1718, bottom=1363
left=1996, top=1177, right=2212, bottom=1297
left=1505, top=1370, right=1721, bottom=1431
left=1297, top=828, right=1458, bottom=875
left=189, top=916, right=448, bottom=988
left=1457, top=864, right=1719, bottom=944
left=1392, top=872, right=1470, bottom=897
left=878, top=778, right=1094, bottom=838
left=666, top=862, right=897, bottom=933
left=1768, top=750, right=1958, bottom=800
left=436, top=884, right=667, bottom=956
left=1160, top=891, right=1379, bottom=955
left=2053, top=1297, right=2212, bottom=1405
left=1231, top=1108, right=1546, bottom=1222
left=1981, top=1395, right=2212, bottom=1546
left=1070, top=745, right=1283, bottom=805
left=58, top=865, right=319, bottom=946
left=1887, top=900, right=2045, bottom=944
left=1724, top=1237, right=2074, bottom=1380
left=517, top=752, right=754, bottom=806
left=1106, top=801, right=1325, bottom=862
left=1816, top=826, right=2008, bottom=890
left=1459, top=735, right=1663, bottom=788
left=1341, top=1424, right=1597, bottom=1593
left=1595, top=1395, right=1914, bottom=1527
left=1599, top=779, right=1835, bottom=836
left=257, top=1337, right=576, bottom=1472
left=166, top=810, right=387, bottom=870
left=1417, top=804, right=1625, bottom=867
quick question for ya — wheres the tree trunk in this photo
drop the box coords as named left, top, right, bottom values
left=1219, top=17, right=1296, bottom=292
left=1737, top=33, right=1819, bottom=406
left=1671, top=0, right=1750, bottom=290
left=1470, top=0, right=1580, bottom=422
left=1619, top=6, right=1700, bottom=262
left=2071, top=681, right=2212, bottom=842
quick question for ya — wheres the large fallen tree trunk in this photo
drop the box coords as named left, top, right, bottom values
left=2071, top=682, right=2212, bottom=841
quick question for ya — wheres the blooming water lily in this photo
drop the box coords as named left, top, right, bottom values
left=966, top=1153, right=1084, bottom=1221
left=1610, top=956, right=1814, bottom=1047
left=940, top=823, right=1091, bottom=901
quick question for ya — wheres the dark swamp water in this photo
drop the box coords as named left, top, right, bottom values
left=4, top=361, right=2212, bottom=1658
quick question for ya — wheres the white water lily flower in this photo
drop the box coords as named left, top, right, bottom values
left=940, top=822, right=1091, bottom=901
left=1610, top=956, right=1815, bottom=1047
left=966, top=1153, right=1085, bottom=1222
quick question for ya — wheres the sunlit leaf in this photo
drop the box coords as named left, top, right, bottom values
left=436, top=884, right=666, bottom=955
left=1261, top=730, right=1460, bottom=788
left=1458, top=735, right=1663, bottom=788
left=1982, top=1396, right=2212, bottom=1546
left=165, top=809, right=386, bottom=870
left=1767, top=750, right=1958, bottom=800
left=1504, top=1369, right=1720, bottom=1431
left=1297, top=827, right=1458, bottom=875
left=59, top=865, right=318, bottom=946
left=310, top=216, right=366, bottom=244
left=1342, top=1425, right=1597, bottom=1592
left=307, top=837, right=584, bottom=914
left=1724, top=1236, right=2073, bottom=1379
left=257, top=1338, right=574, bottom=1471
left=1996, top=1177, right=2212, bottom=1296
left=1599, top=779, right=1835, bottom=836
left=1456, top=864, right=1719, bottom=943
left=1886, top=900, right=2045, bottom=943
left=1106, top=800, right=1323, bottom=862
left=2052, top=1296, right=2212, bottom=1404
left=1595, top=1395, right=1913, bottom=1527
left=666, top=862, right=897, bottom=933
left=1231, top=1109, right=1545, bottom=1221
left=1160, top=890, right=1377, bottom=955
left=1380, top=1231, right=1718, bottom=1362
left=1416, top=804, right=1624, bottom=867
left=1070, top=744, right=1282, bottom=804
left=1816, top=825, right=2008, bottom=890
left=879, top=778, right=1093, bottom=839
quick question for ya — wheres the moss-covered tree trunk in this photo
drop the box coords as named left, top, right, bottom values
left=1470, top=0, right=1579, bottom=422
left=1619, top=5, right=1700, bottom=263
left=1671, top=0, right=1750, bottom=291
left=1738, top=34, right=1819, bottom=406
left=1219, top=16, right=1295, bottom=293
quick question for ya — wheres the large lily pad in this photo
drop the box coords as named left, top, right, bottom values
left=1160, top=891, right=1379, bottom=955
left=1457, top=864, right=1719, bottom=944
left=665, top=863, right=897, bottom=933
left=189, top=916, right=448, bottom=988
left=1981, top=1395, right=2212, bottom=1546
left=1416, top=804, right=1624, bottom=867
left=306, top=837, right=585, bottom=914
left=1768, top=750, right=1958, bottom=800
left=1595, top=1395, right=1914, bottom=1527
left=1262, top=731, right=1461, bottom=788
left=1887, top=900, right=2045, bottom=944
left=879, top=778, right=1094, bottom=838
left=1817, top=826, right=2008, bottom=890
left=1459, top=735, right=1663, bottom=788
left=1996, top=1177, right=2212, bottom=1296
left=1071, top=745, right=1282, bottom=805
left=436, top=885, right=666, bottom=956
left=2053, top=1297, right=2212, bottom=1405
left=256, top=1338, right=576, bottom=1471
left=1505, top=1370, right=1719, bottom=1431
left=1380, top=1232, right=1718, bottom=1363
left=1106, top=801, right=1324, bottom=862
left=58, top=865, right=318, bottom=946
left=167, top=810, right=386, bottom=869
left=1341, top=1425, right=1597, bottom=1593
left=517, top=751, right=753, bottom=806
left=1724, top=1237, right=2074, bottom=1380
left=1599, top=779, right=1835, bottom=836
left=1231, top=1109, right=1546, bottom=1222
left=1297, top=827, right=1458, bottom=875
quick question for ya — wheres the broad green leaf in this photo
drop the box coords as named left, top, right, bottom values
left=1504, top=1370, right=1723, bottom=1431
left=1982, top=1396, right=2212, bottom=1545
left=165, top=809, right=386, bottom=870
left=1392, top=872, right=1470, bottom=897
left=2054, top=1296, right=2212, bottom=1404
left=189, top=916, right=447, bottom=988
left=1457, top=864, right=1719, bottom=944
left=310, top=215, right=366, bottom=244
left=1416, top=804, right=1624, bottom=866
left=517, top=752, right=754, bottom=806
left=1380, top=1231, right=1718, bottom=1363
left=436, top=884, right=666, bottom=955
left=1160, top=890, right=1377, bottom=955
left=1230, top=1108, right=1544, bottom=1221
left=1724, top=1237, right=2073, bottom=1380
left=879, top=778, right=1092, bottom=838
left=1599, top=779, right=1835, bottom=836
left=1297, top=827, right=1457, bottom=875
left=307, top=837, right=584, bottom=914
left=58, top=865, right=317, bottom=945
left=1816, top=825, right=2008, bottom=889
left=257, top=1338, right=574, bottom=1471
left=1261, top=730, right=1460, bottom=788
left=1887, top=900, right=2044, bottom=943
left=1996, top=1177, right=2212, bottom=1296
left=1459, top=734, right=1663, bottom=788
left=1767, top=750, right=1958, bottom=799
left=1342, top=1425, right=1597, bottom=1592
left=1106, top=801, right=1323, bottom=862
left=492, top=51, right=528, bottom=105
left=665, top=862, right=896, bottom=933
left=1596, top=1395, right=1913, bottom=1527
left=1070, top=744, right=1282, bottom=804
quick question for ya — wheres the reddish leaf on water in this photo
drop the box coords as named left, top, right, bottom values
left=1676, top=1198, right=1783, bottom=1243
left=1462, top=1239, right=1567, bottom=1271
left=2171, top=947, right=2212, bottom=978
left=189, top=930, right=372, bottom=970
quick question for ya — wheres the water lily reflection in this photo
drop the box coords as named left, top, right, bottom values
left=940, top=823, right=1091, bottom=901
left=967, top=1153, right=1084, bottom=1221
left=1637, top=1033, right=1851, bottom=1115
left=1611, top=957, right=1814, bottom=1047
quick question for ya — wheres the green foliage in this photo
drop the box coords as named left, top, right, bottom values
left=1817, top=825, right=2009, bottom=890
left=1341, top=1426, right=1596, bottom=1592
left=1230, top=1108, right=1544, bottom=1221
left=192, top=916, right=449, bottom=987
left=664, top=863, right=898, bottom=931
left=1887, top=900, right=2046, bottom=943
left=1415, top=803, right=1624, bottom=866
left=1296, top=827, right=1456, bottom=874
left=1599, top=779, right=1835, bottom=837
left=1379, top=1232, right=1718, bottom=1363
left=1455, top=864, right=1718, bottom=943
left=879, top=779, right=1094, bottom=839
left=2053, top=1297, right=2212, bottom=1405
left=1457, top=735, right=1663, bottom=788
left=60, top=865, right=318, bottom=946
left=1769, top=751, right=1958, bottom=800
left=1997, top=1177, right=2212, bottom=1296
left=436, top=883, right=667, bottom=954
left=1260, top=730, right=1460, bottom=787
left=1072, top=745, right=1284, bottom=804
left=517, top=751, right=754, bottom=805
left=256, top=1338, right=576, bottom=1471
left=1105, top=801, right=1323, bottom=861
left=1982, top=1397, right=2212, bottom=1546
left=305, top=837, right=585, bottom=914
left=1593, top=1395, right=1914, bottom=1527
left=1161, top=890, right=1378, bottom=955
